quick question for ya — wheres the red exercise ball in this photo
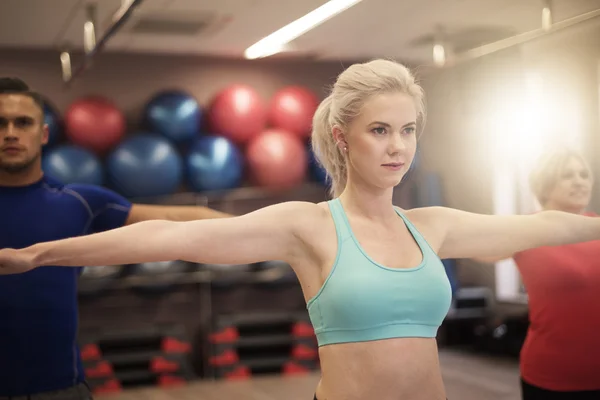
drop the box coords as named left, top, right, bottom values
left=208, top=84, right=267, bottom=145
left=268, top=86, right=319, bottom=138
left=64, top=96, right=126, bottom=154
left=246, top=129, right=307, bottom=190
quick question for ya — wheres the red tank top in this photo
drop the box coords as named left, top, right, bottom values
left=514, top=215, right=600, bottom=391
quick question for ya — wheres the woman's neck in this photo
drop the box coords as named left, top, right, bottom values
left=338, top=181, right=397, bottom=222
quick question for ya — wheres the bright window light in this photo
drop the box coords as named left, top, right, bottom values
left=492, top=69, right=584, bottom=302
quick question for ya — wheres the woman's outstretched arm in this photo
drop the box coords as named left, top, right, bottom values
left=1, top=202, right=314, bottom=274
left=416, top=207, right=600, bottom=260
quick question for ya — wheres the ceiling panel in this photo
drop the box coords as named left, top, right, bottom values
left=0, top=0, right=597, bottom=63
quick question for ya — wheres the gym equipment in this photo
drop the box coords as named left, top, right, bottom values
left=201, top=263, right=254, bottom=289
left=43, top=99, right=62, bottom=147
left=255, top=260, right=298, bottom=287
left=42, top=144, right=104, bottom=185
left=268, top=86, right=319, bottom=139
left=106, top=134, right=183, bottom=199
left=207, top=84, right=267, bottom=145
left=78, top=265, right=124, bottom=297
left=207, top=312, right=318, bottom=380
left=79, top=325, right=195, bottom=394
left=246, top=129, right=307, bottom=189
left=185, top=136, right=244, bottom=192
left=446, top=287, right=492, bottom=319
left=306, top=144, right=328, bottom=185
left=64, top=96, right=126, bottom=154
left=131, top=260, right=190, bottom=294
left=441, top=287, right=494, bottom=347
left=143, top=90, right=202, bottom=143
left=472, top=313, right=529, bottom=358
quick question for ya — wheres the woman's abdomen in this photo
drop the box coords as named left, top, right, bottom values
left=316, top=338, right=446, bottom=400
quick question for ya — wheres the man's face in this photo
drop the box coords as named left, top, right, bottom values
left=0, top=93, right=48, bottom=173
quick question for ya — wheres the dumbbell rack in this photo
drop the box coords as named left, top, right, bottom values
left=207, top=312, right=320, bottom=380
left=79, top=326, right=195, bottom=395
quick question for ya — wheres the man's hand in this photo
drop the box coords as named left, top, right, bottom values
left=0, top=248, right=36, bottom=275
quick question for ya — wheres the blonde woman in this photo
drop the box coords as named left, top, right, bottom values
left=482, top=149, right=600, bottom=400
left=2, top=59, right=600, bottom=400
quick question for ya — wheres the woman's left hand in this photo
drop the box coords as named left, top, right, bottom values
left=0, top=248, right=36, bottom=275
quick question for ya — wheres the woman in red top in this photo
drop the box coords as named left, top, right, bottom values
left=487, top=149, right=600, bottom=399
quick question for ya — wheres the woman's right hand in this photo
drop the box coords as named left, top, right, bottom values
left=21, top=201, right=323, bottom=272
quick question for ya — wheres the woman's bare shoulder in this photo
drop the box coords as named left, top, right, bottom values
left=285, top=201, right=332, bottom=223
left=274, top=200, right=330, bottom=213
left=275, top=201, right=333, bottom=238
left=261, top=201, right=331, bottom=228
left=401, top=206, right=447, bottom=251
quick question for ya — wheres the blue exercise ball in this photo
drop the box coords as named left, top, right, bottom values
left=186, top=136, right=244, bottom=191
left=43, top=101, right=62, bottom=147
left=143, top=90, right=202, bottom=143
left=306, top=144, right=327, bottom=185
left=42, top=144, right=103, bottom=185
left=106, top=134, right=183, bottom=198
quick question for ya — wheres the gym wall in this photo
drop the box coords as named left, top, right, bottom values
left=1, top=22, right=599, bottom=314
left=0, top=48, right=344, bottom=129
left=419, top=21, right=600, bottom=315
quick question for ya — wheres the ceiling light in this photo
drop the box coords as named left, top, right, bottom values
left=541, top=0, right=553, bottom=31
left=244, top=0, right=364, bottom=59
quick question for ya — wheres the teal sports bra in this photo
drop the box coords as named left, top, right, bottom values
left=306, top=198, right=453, bottom=347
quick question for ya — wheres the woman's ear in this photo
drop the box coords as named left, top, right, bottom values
left=332, top=125, right=347, bottom=153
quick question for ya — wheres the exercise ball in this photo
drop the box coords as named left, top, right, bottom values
left=64, top=96, right=126, bottom=154
left=207, top=84, right=267, bottom=145
left=246, top=129, right=307, bottom=189
left=135, top=260, right=188, bottom=275
left=269, top=86, right=319, bottom=138
left=43, top=100, right=62, bottom=147
left=106, top=134, right=183, bottom=198
left=186, top=136, right=244, bottom=192
left=306, top=143, right=327, bottom=185
left=143, top=90, right=202, bottom=143
left=42, top=144, right=103, bottom=185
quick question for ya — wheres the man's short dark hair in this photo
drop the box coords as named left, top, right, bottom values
left=0, top=77, right=46, bottom=113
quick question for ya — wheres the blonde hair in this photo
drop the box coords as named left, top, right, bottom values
left=529, top=148, right=593, bottom=205
left=310, top=59, right=425, bottom=198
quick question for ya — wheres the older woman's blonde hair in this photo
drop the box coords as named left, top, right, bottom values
left=529, top=148, right=593, bottom=206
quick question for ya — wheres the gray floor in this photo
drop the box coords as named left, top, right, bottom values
left=96, top=349, right=522, bottom=400
left=440, top=349, right=521, bottom=400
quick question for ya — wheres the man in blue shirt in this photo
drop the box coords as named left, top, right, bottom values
left=0, top=77, right=230, bottom=399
